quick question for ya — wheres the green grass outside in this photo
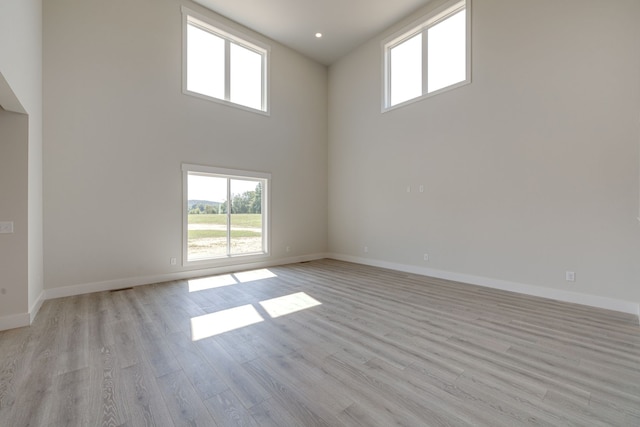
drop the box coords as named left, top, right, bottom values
left=188, top=229, right=261, bottom=239
left=188, top=214, right=262, bottom=228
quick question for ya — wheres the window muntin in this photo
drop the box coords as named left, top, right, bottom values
left=383, top=0, right=470, bottom=111
left=183, top=164, right=270, bottom=264
left=183, top=8, right=269, bottom=114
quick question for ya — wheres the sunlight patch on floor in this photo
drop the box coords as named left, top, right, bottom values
left=259, top=292, right=322, bottom=318
left=188, top=269, right=277, bottom=292
left=234, top=268, right=277, bottom=283
left=188, top=274, right=238, bottom=292
left=190, top=290, right=322, bottom=341
left=191, top=304, right=264, bottom=340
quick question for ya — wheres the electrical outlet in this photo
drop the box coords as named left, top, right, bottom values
left=170, top=257, right=177, bottom=265
left=565, top=271, right=575, bottom=282
left=423, top=253, right=429, bottom=261
left=286, top=246, right=291, bottom=253
left=0, top=221, right=14, bottom=234
left=364, top=246, right=369, bottom=253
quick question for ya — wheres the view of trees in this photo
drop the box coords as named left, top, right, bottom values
left=188, top=202, right=220, bottom=215
left=188, top=183, right=262, bottom=215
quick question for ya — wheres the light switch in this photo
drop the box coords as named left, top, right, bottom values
left=0, top=221, right=14, bottom=234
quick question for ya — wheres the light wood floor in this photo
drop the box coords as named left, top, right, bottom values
left=1, top=259, right=639, bottom=426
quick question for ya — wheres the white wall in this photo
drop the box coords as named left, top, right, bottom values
left=43, top=0, right=328, bottom=291
left=38, top=0, right=640, bottom=314
left=0, top=0, right=43, bottom=328
left=0, top=110, right=29, bottom=319
left=329, top=0, right=640, bottom=310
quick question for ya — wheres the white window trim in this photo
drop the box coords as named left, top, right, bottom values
left=181, top=6, right=271, bottom=116
left=381, top=0, right=471, bottom=113
left=182, top=163, right=271, bottom=267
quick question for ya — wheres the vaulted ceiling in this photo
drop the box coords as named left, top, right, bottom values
left=193, top=0, right=432, bottom=65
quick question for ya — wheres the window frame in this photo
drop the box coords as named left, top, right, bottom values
left=181, top=7, right=270, bottom=115
left=182, top=163, right=271, bottom=267
left=381, top=0, right=471, bottom=112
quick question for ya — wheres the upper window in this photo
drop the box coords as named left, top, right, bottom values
left=182, top=164, right=270, bottom=265
left=182, top=7, right=269, bottom=114
left=383, top=0, right=470, bottom=111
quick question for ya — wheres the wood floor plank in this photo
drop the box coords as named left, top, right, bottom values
left=165, top=331, right=228, bottom=401
left=589, top=392, right=640, bottom=422
left=0, top=327, right=30, bottom=413
left=251, top=352, right=353, bottom=419
left=242, top=358, right=335, bottom=426
left=4, top=300, right=64, bottom=426
left=280, top=348, right=357, bottom=410
left=119, top=361, right=175, bottom=427
left=195, top=337, right=270, bottom=410
left=111, top=319, right=143, bottom=369
left=47, top=367, right=96, bottom=427
left=443, top=336, right=593, bottom=404
left=204, top=389, right=260, bottom=427
left=449, top=368, right=564, bottom=426
left=133, top=321, right=182, bottom=379
left=156, top=369, right=218, bottom=427
left=88, top=305, right=116, bottom=350
left=365, top=356, right=540, bottom=427
left=541, top=389, right=616, bottom=427
left=336, top=402, right=390, bottom=427
left=88, top=345, right=128, bottom=427
left=0, top=259, right=639, bottom=426
left=322, top=351, right=465, bottom=427
left=248, top=398, right=303, bottom=427
left=4, top=354, right=57, bottom=426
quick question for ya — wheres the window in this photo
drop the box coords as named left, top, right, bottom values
left=383, top=0, right=470, bottom=111
left=182, top=164, right=270, bottom=264
left=182, top=7, right=269, bottom=114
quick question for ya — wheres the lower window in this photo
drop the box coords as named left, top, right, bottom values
left=182, top=164, right=270, bottom=263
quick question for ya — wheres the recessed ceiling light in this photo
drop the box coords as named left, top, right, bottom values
left=315, top=33, right=323, bottom=38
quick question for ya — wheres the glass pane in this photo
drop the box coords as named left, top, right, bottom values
left=427, top=9, right=466, bottom=93
left=187, top=24, right=225, bottom=100
left=230, top=179, right=263, bottom=255
left=230, top=43, right=263, bottom=110
left=187, top=174, right=228, bottom=260
left=390, top=33, right=422, bottom=106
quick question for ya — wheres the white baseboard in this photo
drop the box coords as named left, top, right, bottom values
left=329, top=253, right=640, bottom=318
left=45, top=253, right=329, bottom=300
left=29, top=290, right=46, bottom=323
left=0, top=291, right=46, bottom=332
left=10, top=252, right=637, bottom=330
left=0, top=312, right=30, bottom=331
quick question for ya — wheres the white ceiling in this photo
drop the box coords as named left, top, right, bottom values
left=193, top=0, right=432, bottom=65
